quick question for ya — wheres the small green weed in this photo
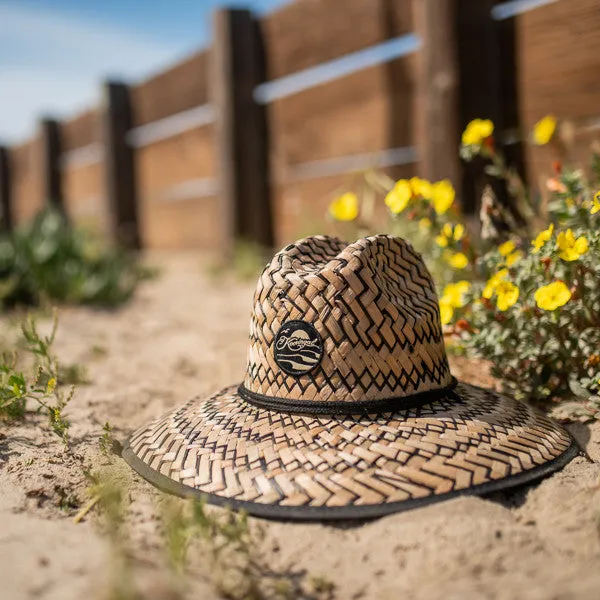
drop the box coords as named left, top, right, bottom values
left=207, top=238, right=268, bottom=282
left=0, top=206, right=150, bottom=310
left=86, top=471, right=138, bottom=600
left=59, top=362, right=90, bottom=385
left=80, top=472, right=334, bottom=600
left=310, top=575, right=335, bottom=598
left=159, top=498, right=328, bottom=600
left=99, top=421, right=122, bottom=458
left=0, top=309, right=73, bottom=447
left=91, top=344, right=108, bottom=358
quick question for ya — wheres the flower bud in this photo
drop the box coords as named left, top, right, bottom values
left=455, top=319, right=472, bottom=332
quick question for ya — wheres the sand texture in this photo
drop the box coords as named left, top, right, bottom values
left=1, top=254, right=599, bottom=600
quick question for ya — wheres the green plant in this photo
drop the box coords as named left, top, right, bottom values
left=86, top=471, right=138, bottom=600
left=0, top=207, right=150, bottom=309
left=449, top=119, right=600, bottom=406
left=455, top=214, right=600, bottom=403
left=159, top=498, right=261, bottom=599
left=327, top=115, right=600, bottom=413
left=232, top=239, right=270, bottom=281
left=327, top=169, right=478, bottom=290
left=99, top=421, right=117, bottom=457
left=309, top=575, right=335, bottom=598
left=59, top=362, right=90, bottom=385
left=1, top=309, right=73, bottom=445
left=206, top=238, right=269, bottom=282
left=159, top=498, right=323, bottom=600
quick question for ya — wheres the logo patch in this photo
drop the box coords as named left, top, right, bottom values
left=274, top=321, right=323, bottom=376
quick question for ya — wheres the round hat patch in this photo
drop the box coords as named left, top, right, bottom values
left=274, top=320, right=323, bottom=376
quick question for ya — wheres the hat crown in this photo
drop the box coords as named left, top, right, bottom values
left=243, top=235, right=452, bottom=405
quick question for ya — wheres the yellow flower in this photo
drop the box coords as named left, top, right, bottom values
left=329, top=192, right=359, bottom=221
left=532, top=115, right=557, bottom=146
left=439, top=301, right=454, bottom=326
left=453, top=223, right=465, bottom=241
left=495, top=281, right=519, bottom=311
left=534, top=281, right=571, bottom=311
left=445, top=251, right=469, bottom=270
left=438, top=281, right=470, bottom=325
left=410, top=177, right=433, bottom=199
left=441, top=281, right=471, bottom=308
left=431, top=180, right=455, bottom=215
left=498, top=240, right=516, bottom=256
left=385, top=180, right=412, bottom=214
left=435, top=234, right=448, bottom=248
left=46, top=377, right=57, bottom=394
left=531, top=223, right=554, bottom=253
left=556, top=228, right=589, bottom=261
left=435, top=223, right=465, bottom=248
left=419, top=217, right=432, bottom=231
left=591, top=191, right=600, bottom=214
left=482, top=268, right=509, bottom=299
left=435, top=223, right=464, bottom=248
left=505, top=251, right=523, bottom=267
left=462, top=119, right=494, bottom=146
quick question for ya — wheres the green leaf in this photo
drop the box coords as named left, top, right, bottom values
left=569, top=378, right=591, bottom=399
left=484, top=165, right=502, bottom=177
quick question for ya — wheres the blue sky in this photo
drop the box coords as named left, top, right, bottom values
left=0, top=0, right=289, bottom=143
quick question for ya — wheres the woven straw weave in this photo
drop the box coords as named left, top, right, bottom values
left=244, top=235, right=452, bottom=402
left=123, top=234, right=577, bottom=519
left=126, top=383, right=572, bottom=513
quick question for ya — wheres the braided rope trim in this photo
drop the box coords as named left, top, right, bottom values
left=237, top=377, right=459, bottom=415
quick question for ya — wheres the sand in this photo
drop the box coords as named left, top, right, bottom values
left=1, top=253, right=599, bottom=600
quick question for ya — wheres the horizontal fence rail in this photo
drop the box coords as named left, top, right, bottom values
left=126, top=104, right=216, bottom=148
left=60, top=142, right=104, bottom=169
left=255, top=33, right=420, bottom=104
left=3, top=0, right=599, bottom=251
left=155, top=178, right=219, bottom=203
left=492, top=0, right=559, bottom=20
left=281, top=146, right=418, bottom=183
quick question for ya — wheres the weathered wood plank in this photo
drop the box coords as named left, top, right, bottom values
left=103, top=81, right=140, bottom=248
left=131, top=51, right=209, bottom=127
left=61, top=109, right=100, bottom=152
left=269, top=58, right=416, bottom=177
left=0, top=147, right=12, bottom=231
left=261, top=0, right=413, bottom=81
left=40, top=118, right=64, bottom=210
left=414, top=0, right=460, bottom=184
left=212, top=8, right=273, bottom=257
left=517, top=0, right=600, bottom=191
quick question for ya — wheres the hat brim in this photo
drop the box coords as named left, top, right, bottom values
left=122, top=382, right=578, bottom=520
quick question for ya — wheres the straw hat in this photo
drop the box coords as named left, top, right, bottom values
left=123, top=235, right=578, bottom=519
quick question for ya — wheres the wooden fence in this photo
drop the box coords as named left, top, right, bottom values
left=1, top=0, right=600, bottom=253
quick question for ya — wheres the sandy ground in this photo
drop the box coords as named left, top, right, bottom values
left=1, top=253, right=600, bottom=600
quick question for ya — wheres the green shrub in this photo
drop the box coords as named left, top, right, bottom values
left=459, top=206, right=600, bottom=404
left=0, top=207, right=150, bottom=309
left=452, top=117, right=600, bottom=408
left=327, top=115, right=600, bottom=415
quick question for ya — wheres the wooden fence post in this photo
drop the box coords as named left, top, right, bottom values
left=454, top=0, right=500, bottom=215
left=0, top=146, right=12, bottom=232
left=414, top=0, right=460, bottom=186
left=102, top=80, right=141, bottom=249
left=455, top=0, right=524, bottom=217
left=39, top=118, right=64, bottom=212
left=211, top=8, right=273, bottom=261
